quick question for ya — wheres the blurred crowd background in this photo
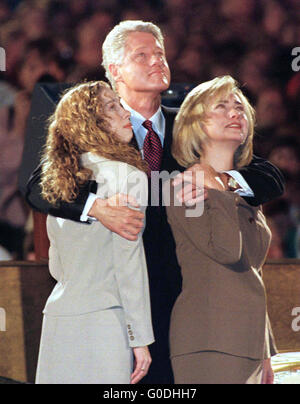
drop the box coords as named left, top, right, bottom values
left=0, top=0, right=299, bottom=261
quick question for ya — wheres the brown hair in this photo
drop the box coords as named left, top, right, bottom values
left=41, top=81, right=147, bottom=204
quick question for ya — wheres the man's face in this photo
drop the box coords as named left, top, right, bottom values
left=114, top=31, right=171, bottom=95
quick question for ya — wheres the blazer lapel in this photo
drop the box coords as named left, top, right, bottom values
left=162, top=105, right=176, bottom=155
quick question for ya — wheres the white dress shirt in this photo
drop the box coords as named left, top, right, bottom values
left=120, top=98, right=165, bottom=156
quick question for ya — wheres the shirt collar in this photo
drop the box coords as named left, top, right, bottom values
left=120, top=98, right=165, bottom=137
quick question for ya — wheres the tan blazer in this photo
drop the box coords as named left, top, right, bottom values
left=44, top=153, right=154, bottom=348
left=164, top=185, right=277, bottom=361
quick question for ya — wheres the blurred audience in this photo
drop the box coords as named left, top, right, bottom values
left=264, top=134, right=300, bottom=258
left=0, top=0, right=299, bottom=259
left=268, top=136, right=300, bottom=176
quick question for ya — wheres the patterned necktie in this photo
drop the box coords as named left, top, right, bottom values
left=142, top=120, right=163, bottom=175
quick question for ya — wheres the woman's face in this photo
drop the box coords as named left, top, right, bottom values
left=115, top=31, right=170, bottom=96
left=202, top=92, right=249, bottom=146
left=100, top=88, right=133, bottom=143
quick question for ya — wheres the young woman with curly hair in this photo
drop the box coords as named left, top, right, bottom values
left=35, top=81, right=154, bottom=384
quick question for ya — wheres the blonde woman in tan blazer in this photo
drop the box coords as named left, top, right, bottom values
left=35, top=81, right=154, bottom=384
left=164, top=75, right=277, bottom=384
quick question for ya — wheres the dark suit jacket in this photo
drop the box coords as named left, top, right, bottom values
left=25, top=105, right=284, bottom=383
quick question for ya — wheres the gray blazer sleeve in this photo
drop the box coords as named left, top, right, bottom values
left=111, top=170, right=154, bottom=348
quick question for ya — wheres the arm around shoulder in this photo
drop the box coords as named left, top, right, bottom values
left=238, top=155, right=285, bottom=206
left=165, top=184, right=243, bottom=265
left=25, top=162, right=97, bottom=222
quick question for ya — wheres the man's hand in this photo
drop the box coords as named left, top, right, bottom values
left=172, top=163, right=226, bottom=206
left=88, top=193, right=144, bottom=241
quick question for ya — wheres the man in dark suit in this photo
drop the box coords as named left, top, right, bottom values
left=26, top=20, right=284, bottom=384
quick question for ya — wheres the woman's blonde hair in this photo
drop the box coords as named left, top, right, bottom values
left=172, top=75, right=255, bottom=169
left=41, top=81, right=147, bottom=205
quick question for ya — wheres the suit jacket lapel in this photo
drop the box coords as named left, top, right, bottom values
left=162, top=105, right=176, bottom=154
left=161, top=105, right=184, bottom=174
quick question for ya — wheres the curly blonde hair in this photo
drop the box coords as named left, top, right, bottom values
left=172, top=75, right=255, bottom=169
left=41, top=81, right=147, bottom=204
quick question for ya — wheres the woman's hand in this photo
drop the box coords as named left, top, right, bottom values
left=172, top=163, right=225, bottom=206
left=261, top=358, right=274, bottom=384
left=131, top=346, right=152, bottom=384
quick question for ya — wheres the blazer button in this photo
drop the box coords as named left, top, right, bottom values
left=249, top=217, right=255, bottom=224
left=130, top=336, right=135, bottom=341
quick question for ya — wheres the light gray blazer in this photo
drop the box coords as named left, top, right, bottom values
left=43, top=153, right=154, bottom=348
